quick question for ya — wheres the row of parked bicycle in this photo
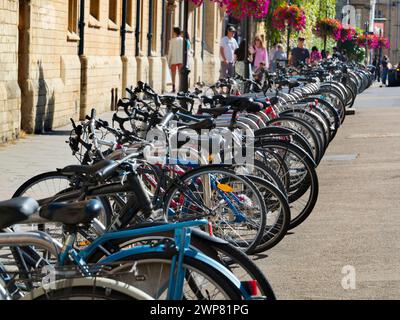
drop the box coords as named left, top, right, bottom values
left=0, top=58, right=373, bottom=300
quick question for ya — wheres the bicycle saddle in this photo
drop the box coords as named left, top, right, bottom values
left=187, top=118, right=216, bottom=132
left=201, top=96, right=216, bottom=107
left=218, top=96, right=263, bottom=113
left=40, top=199, right=103, bottom=226
left=198, top=107, right=230, bottom=118
left=288, top=79, right=301, bottom=89
left=0, top=197, right=39, bottom=229
left=161, top=94, right=194, bottom=106
left=60, top=159, right=115, bottom=176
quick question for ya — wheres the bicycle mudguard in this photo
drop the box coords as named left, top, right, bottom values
left=107, top=221, right=229, bottom=246
left=21, top=277, right=154, bottom=300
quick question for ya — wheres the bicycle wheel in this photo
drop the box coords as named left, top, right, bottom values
left=163, top=165, right=267, bottom=253
left=13, top=171, right=112, bottom=229
left=255, top=141, right=319, bottom=230
left=246, top=176, right=291, bottom=253
left=27, top=278, right=152, bottom=300
left=319, top=88, right=346, bottom=124
left=103, top=253, right=243, bottom=300
left=267, top=116, right=323, bottom=164
left=86, top=229, right=276, bottom=299
left=10, top=172, right=112, bottom=279
left=280, top=109, right=329, bottom=153
left=232, top=159, right=288, bottom=194
left=301, top=97, right=340, bottom=142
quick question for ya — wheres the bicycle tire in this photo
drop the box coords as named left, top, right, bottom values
left=163, top=165, right=267, bottom=253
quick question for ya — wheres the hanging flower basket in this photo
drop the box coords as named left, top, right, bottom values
left=356, top=34, right=379, bottom=49
left=377, top=36, right=390, bottom=49
left=190, top=0, right=270, bottom=19
left=271, top=4, right=306, bottom=32
left=314, top=18, right=342, bottom=41
left=338, top=27, right=356, bottom=42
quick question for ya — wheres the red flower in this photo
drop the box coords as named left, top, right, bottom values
left=271, top=4, right=306, bottom=32
left=314, top=18, right=343, bottom=40
left=190, top=0, right=270, bottom=19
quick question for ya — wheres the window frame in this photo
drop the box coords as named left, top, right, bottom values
left=68, top=0, right=78, bottom=34
left=151, top=0, right=158, bottom=54
left=90, top=0, right=101, bottom=20
left=126, top=0, right=133, bottom=28
left=109, top=0, right=118, bottom=25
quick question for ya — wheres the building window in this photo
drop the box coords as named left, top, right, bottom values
left=109, top=0, right=118, bottom=24
left=90, top=0, right=100, bottom=20
left=68, top=0, right=78, bottom=33
left=126, top=0, right=133, bottom=27
left=151, top=0, right=158, bottom=53
left=140, top=1, right=145, bottom=53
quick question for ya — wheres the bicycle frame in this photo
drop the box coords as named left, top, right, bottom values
left=63, top=220, right=249, bottom=300
left=1, top=220, right=250, bottom=300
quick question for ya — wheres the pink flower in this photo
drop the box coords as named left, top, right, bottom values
left=272, top=4, right=306, bottom=32
left=190, top=0, right=270, bottom=19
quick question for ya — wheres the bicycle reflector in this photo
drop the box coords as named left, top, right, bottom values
left=217, top=183, right=234, bottom=193
left=265, top=106, right=278, bottom=119
left=241, top=280, right=258, bottom=297
left=78, top=240, right=91, bottom=247
left=208, top=220, right=214, bottom=237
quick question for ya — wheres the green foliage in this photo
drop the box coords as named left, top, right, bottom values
left=338, top=40, right=366, bottom=63
left=263, top=0, right=286, bottom=46
left=263, top=0, right=337, bottom=51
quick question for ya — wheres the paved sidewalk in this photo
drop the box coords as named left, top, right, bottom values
left=0, top=113, right=112, bottom=199
left=258, top=85, right=400, bottom=299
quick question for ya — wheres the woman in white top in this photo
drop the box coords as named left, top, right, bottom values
left=168, top=27, right=184, bottom=93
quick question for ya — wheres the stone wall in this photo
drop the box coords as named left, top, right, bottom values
left=19, top=0, right=80, bottom=134
left=0, top=0, right=20, bottom=142
left=0, top=0, right=224, bottom=143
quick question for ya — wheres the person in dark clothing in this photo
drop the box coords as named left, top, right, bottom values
left=290, top=37, right=310, bottom=67
left=234, top=40, right=247, bottom=78
left=381, top=55, right=390, bottom=87
left=234, top=40, right=247, bottom=62
left=333, top=47, right=347, bottom=62
left=372, top=56, right=381, bottom=82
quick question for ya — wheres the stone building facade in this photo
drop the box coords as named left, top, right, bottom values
left=0, top=0, right=225, bottom=143
left=0, top=1, right=20, bottom=143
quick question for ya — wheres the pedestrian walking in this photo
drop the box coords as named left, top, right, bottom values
left=220, top=26, right=239, bottom=79
left=289, top=37, right=310, bottom=67
left=271, top=44, right=287, bottom=72
left=167, top=27, right=184, bottom=93
left=181, top=31, right=193, bottom=70
left=381, top=55, right=390, bottom=87
left=372, top=56, right=381, bottom=82
left=234, top=40, right=247, bottom=78
left=333, top=47, right=346, bottom=62
left=249, top=36, right=269, bottom=71
left=269, top=43, right=278, bottom=70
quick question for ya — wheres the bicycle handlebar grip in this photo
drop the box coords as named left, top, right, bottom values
left=95, top=161, right=120, bottom=182
left=126, top=87, right=135, bottom=96
left=70, top=118, right=77, bottom=130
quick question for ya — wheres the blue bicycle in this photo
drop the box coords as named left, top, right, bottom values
left=0, top=197, right=256, bottom=300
